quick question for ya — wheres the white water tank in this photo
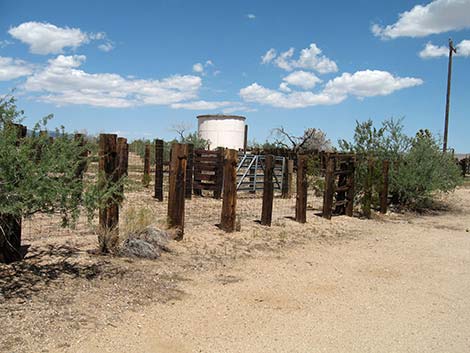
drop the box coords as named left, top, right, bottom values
left=197, top=115, right=246, bottom=150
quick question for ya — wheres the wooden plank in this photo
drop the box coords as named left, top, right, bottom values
left=281, top=158, right=292, bottom=199
left=194, top=150, right=220, bottom=156
left=194, top=164, right=219, bottom=172
left=154, top=139, right=164, bottom=201
left=334, top=158, right=348, bottom=215
left=194, top=156, right=219, bottom=163
left=185, top=144, right=194, bottom=199
left=220, top=149, right=238, bottom=232
left=193, top=173, right=217, bottom=181
left=261, top=155, right=274, bottom=226
left=295, top=155, right=308, bottom=223
left=380, top=159, right=390, bottom=214
left=345, top=159, right=355, bottom=217
left=116, top=137, right=128, bottom=201
left=142, top=144, right=151, bottom=187
left=192, top=183, right=220, bottom=191
left=167, top=143, right=188, bottom=238
left=363, top=157, right=374, bottom=219
left=322, top=155, right=335, bottom=220
left=98, top=134, right=119, bottom=237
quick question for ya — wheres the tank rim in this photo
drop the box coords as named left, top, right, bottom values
left=197, top=114, right=246, bottom=121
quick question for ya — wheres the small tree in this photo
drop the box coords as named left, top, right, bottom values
left=0, top=96, right=116, bottom=262
left=271, top=126, right=331, bottom=153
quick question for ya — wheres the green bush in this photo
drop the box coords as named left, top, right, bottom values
left=393, top=132, right=462, bottom=209
left=339, top=118, right=462, bottom=211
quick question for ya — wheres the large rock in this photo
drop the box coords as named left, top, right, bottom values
left=119, top=227, right=173, bottom=259
left=120, top=238, right=160, bottom=259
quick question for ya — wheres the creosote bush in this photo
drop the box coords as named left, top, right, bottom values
left=339, top=118, right=462, bottom=211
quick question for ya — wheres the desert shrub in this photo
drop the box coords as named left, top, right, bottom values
left=392, top=132, right=462, bottom=209
left=0, top=95, right=124, bottom=261
left=339, top=118, right=462, bottom=210
left=339, top=118, right=410, bottom=210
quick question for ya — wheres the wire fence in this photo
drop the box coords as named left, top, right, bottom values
left=22, top=151, right=323, bottom=242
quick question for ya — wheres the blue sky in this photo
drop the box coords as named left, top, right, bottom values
left=1, top=0, right=470, bottom=151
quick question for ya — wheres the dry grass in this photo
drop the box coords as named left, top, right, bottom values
left=0, top=152, right=420, bottom=352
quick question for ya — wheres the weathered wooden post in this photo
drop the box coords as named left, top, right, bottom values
left=154, top=139, right=164, bottom=201
left=185, top=144, right=194, bottom=199
left=116, top=137, right=128, bottom=202
left=0, top=124, right=27, bottom=263
left=322, top=155, right=335, bottom=220
left=243, top=125, right=248, bottom=152
left=142, top=144, right=151, bottom=187
left=345, top=158, right=355, bottom=217
left=261, top=155, right=274, bottom=226
left=214, top=147, right=225, bottom=199
left=167, top=143, right=188, bottom=238
left=98, top=134, right=119, bottom=236
left=380, top=159, right=390, bottom=214
left=117, top=137, right=128, bottom=178
left=363, top=157, right=374, bottom=219
left=281, top=158, right=293, bottom=198
left=220, top=149, right=238, bottom=232
left=295, top=155, right=308, bottom=223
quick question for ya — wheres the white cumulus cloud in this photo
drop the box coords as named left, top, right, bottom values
left=246, top=14, right=256, bottom=20
left=372, top=0, right=470, bottom=39
left=0, top=56, right=34, bottom=81
left=23, top=55, right=202, bottom=108
left=171, top=100, right=233, bottom=110
left=419, top=39, right=470, bottom=58
left=8, top=21, right=112, bottom=55
left=323, top=70, right=423, bottom=99
left=98, top=42, right=114, bottom=52
left=262, top=43, right=338, bottom=74
left=261, top=48, right=277, bottom=64
left=240, top=70, right=423, bottom=109
left=192, top=63, right=204, bottom=73
left=282, top=70, right=322, bottom=90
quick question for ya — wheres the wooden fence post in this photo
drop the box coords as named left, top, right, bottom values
left=0, top=124, right=27, bottom=263
left=117, top=137, right=128, bottom=177
left=261, top=155, right=274, bottom=226
left=214, top=147, right=225, bottom=199
left=380, top=159, right=390, bottom=214
left=281, top=158, right=293, bottom=198
left=345, top=159, right=355, bottom=217
left=220, top=149, right=238, bottom=232
left=98, top=134, right=119, bottom=235
left=143, top=144, right=151, bottom=187
left=185, top=144, right=194, bottom=199
left=295, top=155, right=308, bottom=223
left=322, top=155, right=335, bottom=220
left=167, top=143, right=188, bottom=238
left=154, top=139, right=164, bottom=201
left=363, top=157, right=374, bottom=219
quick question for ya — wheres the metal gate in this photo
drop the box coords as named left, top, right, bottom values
left=236, top=154, right=285, bottom=192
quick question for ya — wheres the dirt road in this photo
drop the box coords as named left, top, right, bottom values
left=64, top=191, right=470, bottom=353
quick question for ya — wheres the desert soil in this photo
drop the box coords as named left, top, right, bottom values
left=2, top=176, right=470, bottom=352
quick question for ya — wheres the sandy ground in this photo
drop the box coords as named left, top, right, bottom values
left=2, top=154, right=470, bottom=352
left=63, top=188, right=470, bottom=353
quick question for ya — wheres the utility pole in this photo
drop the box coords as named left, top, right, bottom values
left=443, top=38, right=457, bottom=153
